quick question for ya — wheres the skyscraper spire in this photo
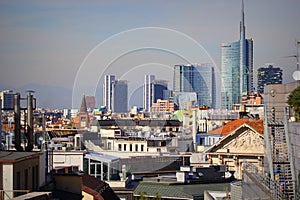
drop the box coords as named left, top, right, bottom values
left=240, top=0, right=245, bottom=39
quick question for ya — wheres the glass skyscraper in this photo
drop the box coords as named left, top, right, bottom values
left=112, top=80, right=128, bottom=113
left=152, top=80, right=168, bottom=104
left=143, top=75, right=168, bottom=112
left=257, top=65, right=282, bottom=94
left=221, top=0, right=253, bottom=109
left=173, top=64, right=216, bottom=108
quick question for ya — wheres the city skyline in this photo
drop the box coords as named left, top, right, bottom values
left=221, top=0, right=253, bottom=110
left=0, top=1, right=300, bottom=108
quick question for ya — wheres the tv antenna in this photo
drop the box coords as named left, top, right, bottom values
left=286, top=40, right=300, bottom=80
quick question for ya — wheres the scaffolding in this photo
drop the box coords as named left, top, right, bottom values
left=264, top=107, right=297, bottom=199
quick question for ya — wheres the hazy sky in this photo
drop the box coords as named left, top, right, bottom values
left=0, top=0, right=300, bottom=108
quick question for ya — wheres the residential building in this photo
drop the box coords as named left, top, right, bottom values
left=151, top=99, right=175, bottom=112
left=205, top=118, right=264, bottom=179
left=221, top=0, right=253, bottom=109
left=112, top=80, right=128, bottom=113
left=264, top=80, right=300, bottom=119
left=173, top=64, right=216, bottom=108
left=143, top=75, right=155, bottom=112
left=103, top=75, right=115, bottom=111
left=257, top=65, right=283, bottom=94
left=0, top=151, right=46, bottom=199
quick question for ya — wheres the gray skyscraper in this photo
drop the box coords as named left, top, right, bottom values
left=112, top=80, right=128, bottom=113
left=103, top=75, right=115, bottom=111
left=221, top=0, right=253, bottom=109
left=257, top=65, right=283, bottom=94
left=143, top=75, right=155, bottom=112
left=173, top=64, right=216, bottom=108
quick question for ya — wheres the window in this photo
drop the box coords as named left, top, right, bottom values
left=118, top=144, right=122, bottom=151
left=130, top=144, right=132, bottom=151
left=32, top=167, right=35, bottom=190
left=124, top=144, right=127, bottom=151
left=108, top=142, right=112, bottom=150
left=25, top=169, right=28, bottom=189
left=73, top=166, right=79, bottom=172
left=141, top=145, right=144, bottom=152
left=16, top=171, right=21, bottom=189
left=199, top=138, right=204, bottom=145
left=135, top=144, right=138, bottom=152
left=35, top=166, right=38, bottom=189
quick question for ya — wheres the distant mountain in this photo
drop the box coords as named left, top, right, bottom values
left=0, top=83, right=72, bottom=109
left=0, top=83, right=144, bottom=109
left=19, top=84, right=72, bottom=109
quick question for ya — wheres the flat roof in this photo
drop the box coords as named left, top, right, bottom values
left=12, top=192, right=52, bottom=200
left=134, top=182, right=230, bottom=199
left=0, top=151, right=42, bottom=163
left=85, top=152, right=119, bottom=163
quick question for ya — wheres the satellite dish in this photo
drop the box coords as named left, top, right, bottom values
left=292, top=71, right=300, bottom=80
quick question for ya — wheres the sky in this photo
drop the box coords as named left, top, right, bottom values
left=0, top=0, right=300, bottom=108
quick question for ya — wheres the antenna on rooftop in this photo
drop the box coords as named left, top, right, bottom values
left=286, top=39, right=300, bottom=80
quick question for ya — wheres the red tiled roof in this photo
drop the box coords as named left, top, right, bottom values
left=208, top=118, right=263, bottom=136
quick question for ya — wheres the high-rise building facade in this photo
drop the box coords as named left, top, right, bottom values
left=257, top=65, right=283, bottom=94
left=0, top=90, right=14, bottom=109
left=221, top=0, right=253, bottom=109
left=103, top=75, right=115, bottom=111
left=152, top=80, right=168, bottom=104
left=112, top=80, right=128, bottom=113
left=143, top=75, right=155, bottom=112
left=173, top=64, right=216, bottom=108
left=143, top=75, right=169, bottom=112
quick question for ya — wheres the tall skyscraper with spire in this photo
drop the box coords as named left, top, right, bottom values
left=221, top=0, right=253, bottom=109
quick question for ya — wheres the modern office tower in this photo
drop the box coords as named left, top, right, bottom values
left=85, top=96, right=96, bottom=112
left=112, top=80, right=128, bottom=113
left=143, top=75, right=155, bottom=112
left=0, top=90, right=14, bottom=109
left=103, top=75, right=115, bottom=111
left=257, top=65, right=283, bottom=94
left=151, top=80, right=168, bottom=103
left=173, top=64, right=216, bottom=108
left=221, top=0, right=253, bottom=109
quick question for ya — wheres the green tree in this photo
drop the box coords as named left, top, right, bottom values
left=287, top=86, right=300, bottom=122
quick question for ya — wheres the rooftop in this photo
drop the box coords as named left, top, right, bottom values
left=134, top=182, right=230, bottom=199
left=0, top=151, right=42, bottom=163
left=208, top=118, right=263, bottom=136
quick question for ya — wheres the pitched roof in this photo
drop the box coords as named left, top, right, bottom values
left=208, top=118, right=263, bottom=136
left=82, top=173, right=119, bottom=200
left=0, top=151, right=42, bottom=163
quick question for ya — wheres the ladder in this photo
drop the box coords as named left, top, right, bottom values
left=264, top=107, right=297, bottom=199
